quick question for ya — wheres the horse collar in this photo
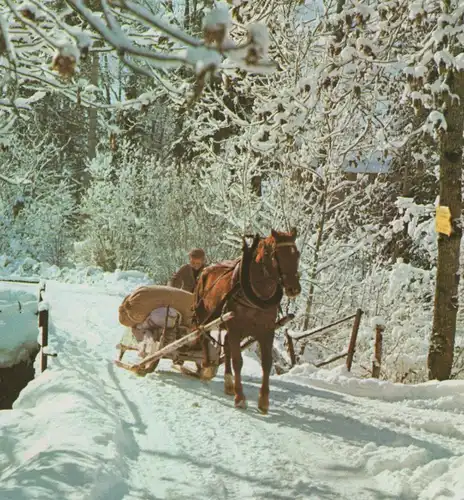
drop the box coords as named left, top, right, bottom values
left=239, top=242, right=282, bottom=309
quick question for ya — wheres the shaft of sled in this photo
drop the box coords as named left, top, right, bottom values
left=135, top=312, right=234, bottom=369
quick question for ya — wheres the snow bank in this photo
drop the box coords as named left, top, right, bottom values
left=0, top=284, right=39, bottom=368
left=352, top=443, right=464, bottom=500
left=0, top=368, right=132, bottom=499
left=279, top=364, right=464, bottom=497
left=281, top=363, right=464, bottom=411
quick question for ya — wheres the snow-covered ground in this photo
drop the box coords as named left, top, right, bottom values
left=0, top=279, right=463, bottom=500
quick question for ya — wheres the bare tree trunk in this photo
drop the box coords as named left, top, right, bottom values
left=427, top=68, right=464, bottom=381
left=184, top=0, right=190, bottom=31
left=87, top=52, right=99, bottom=166
left=303, top=184, right=327, bottom=330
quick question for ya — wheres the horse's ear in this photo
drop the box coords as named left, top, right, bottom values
left=290, top=227, right=297, bottom=239
left=271, top=229, right=278, bottom=239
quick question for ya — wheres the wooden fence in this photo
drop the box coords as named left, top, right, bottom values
left=285, top=308, right=364, bottom=372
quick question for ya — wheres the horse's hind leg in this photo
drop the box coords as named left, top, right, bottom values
left=223, top=333, right=234, bottom=395
left=230, top=333, right=246, bottom=408
left=257, top=333, right=274, bottom=414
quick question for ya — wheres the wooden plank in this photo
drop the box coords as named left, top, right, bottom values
left=38, top=282, right=49, bottom=373
left=315, top=352, right=348, bottom=368
left=345, top=308, right=363, bottom=372
left=116, top=343, right=139, bottom=352
left=292, top=312, right=358, bottom=341
left=285, top=330, right=296, bottom=367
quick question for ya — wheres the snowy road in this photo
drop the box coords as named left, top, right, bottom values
left=1, top=281, right=464, bottom=499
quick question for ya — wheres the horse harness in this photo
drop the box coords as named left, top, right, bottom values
left=193, top=235, right=298, bottom=333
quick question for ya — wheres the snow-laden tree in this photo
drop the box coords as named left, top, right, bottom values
left=166, top=0, right=386, bottom=327
left=0, top=131, right=76, bottom=265
left=159, top=0, right=464, bottom=381
left=312, top=0, right=464, bottom=380
left=76, top=140, right=229, bottom=280
left=0, top=0, right=103, bottom=132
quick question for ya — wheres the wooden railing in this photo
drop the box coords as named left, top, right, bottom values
left=286, top=308, right=364, bottom=372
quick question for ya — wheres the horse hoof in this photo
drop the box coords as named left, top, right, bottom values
left=224, top=374, right=234, bottom=395
left=199, top=365, right=218, bottom=381
left=258, top=396, right=269, bottom=414
left=235, top=398, right=247, bottom=409
left=258, top=405, right=269, bottom=415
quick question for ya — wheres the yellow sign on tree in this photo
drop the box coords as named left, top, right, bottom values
left=435, top=206, right=452, bottom=236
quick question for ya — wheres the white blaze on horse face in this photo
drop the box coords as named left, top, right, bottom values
left=275, top=243, right=301, bottom=297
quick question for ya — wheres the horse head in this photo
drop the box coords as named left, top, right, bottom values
left=256, top=227, right=302, bottom=299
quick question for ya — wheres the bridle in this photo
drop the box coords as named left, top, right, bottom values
left=271, top=240, right=300, bottom=288
left=237, top=235, right=300, bottom=309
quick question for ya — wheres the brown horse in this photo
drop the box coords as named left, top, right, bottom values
left=193, top=228, right=301, bottom=414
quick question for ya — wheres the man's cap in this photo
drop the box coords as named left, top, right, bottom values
left=189, top=248, right=206, bottom=259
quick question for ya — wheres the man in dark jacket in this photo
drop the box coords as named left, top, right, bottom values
left=168, top=248, right=206, bottom=293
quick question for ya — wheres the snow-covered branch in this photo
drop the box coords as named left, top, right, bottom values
left=0, top=173, right=31, bottom=185
left=0, top=0, right=276, bottom=120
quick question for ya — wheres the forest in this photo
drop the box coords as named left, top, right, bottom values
left=1, top=0, right=463, bottom=382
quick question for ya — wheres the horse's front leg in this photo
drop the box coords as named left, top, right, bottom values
left=230, top=333, right=246, bottom=408
left=258, top=333, right=274, bottom=414
left=223, top=333, right=234, bottom=395
left=199, top=334, right=217, bottom=380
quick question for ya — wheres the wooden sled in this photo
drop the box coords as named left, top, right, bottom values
left=115, top=312, right=234, bottom=378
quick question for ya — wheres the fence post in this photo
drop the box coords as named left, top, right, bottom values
left=285, top=330, right=296, bottom=367
left=372, top=323, right=384, bottom=379
left=38, top=283, right=50, bottom=373
left=345, top=308, right=363, bottom=372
